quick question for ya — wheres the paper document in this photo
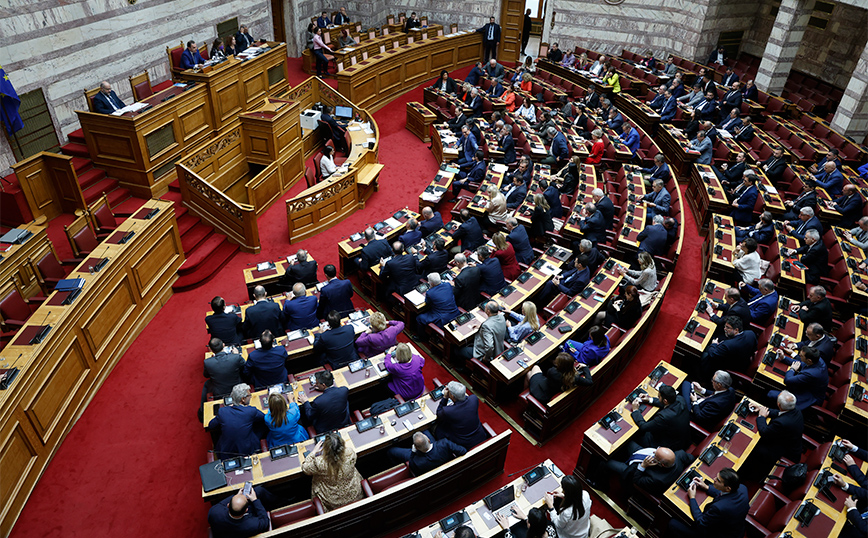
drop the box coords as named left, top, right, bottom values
left=490, top=163, right=508, bottom=173
left=347, top=125, right=362, bottom=131
left=539, top=263, right=562, bottom=276
left=384, top=217, right=402, bottom=229
left=405, top=290, right=426, bottom=306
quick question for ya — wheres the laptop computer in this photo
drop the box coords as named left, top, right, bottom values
left=483, top=486, right=515, bottom=511
left=199, top=462, right=228, bottom=492
left=439, top=511, right=469, bottom=533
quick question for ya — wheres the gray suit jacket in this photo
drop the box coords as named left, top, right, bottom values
left=472, top=313, right=507, bottom=361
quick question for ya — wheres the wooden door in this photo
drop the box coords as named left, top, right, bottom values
left=270, top=0, right=286, bottom=42
left=498, top=0, right=523, bottom=64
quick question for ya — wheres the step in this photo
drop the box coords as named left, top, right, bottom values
left=180, top=222, right=214, bottom=254
left=178, top=232, right=228, bottom=276
left=167, top=179, right=181, bottom=192
left=71, top=157, right=91, bottom=174
left=82, top=178, right=119, bottom=205
left=60, top=143, right=90, bottom=159
left=161, top=189, right=183, bottom=205
left=111, top=196, right=149, bottom=217
left=68, top=129, right=85, bottom=144
left=170, top=204, right=188, bottom=219
left=176, top=213, right=201, bottom=237
left=77, top=167, right=106, bottom=190
left=105, top=188, right=130, bottom=210
left=172, top=237, right=239, bottom=291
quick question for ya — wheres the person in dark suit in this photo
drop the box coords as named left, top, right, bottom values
left=419, top=207, right=443, bottom=238
left=604, top=444, right=693, bottom=495
left=280, top=249, right=318, bottom=289
left=202, top=338, right=245, bottom=415
left=759, top=147, right=787, bottom=184
left=717, top=108, right=743, bottom=135
left=729, top=173, right=758, bottom=226
left=704, top=287, right=752, bottom=335
left=357, top=228, right=391, bottom=272
left=783, top=228, right=828, bottom=284
left=477, top=18, right=501, bottom=61
left=830, top=184, right=864, bottom=228
left=208, top=485, right=275, bottom=538
left=700, top=316, right=757, bottom=379
left=417, top=237, right=450, bottom=276
left=530, top=193, right=554, bottom=238
left=283, top=283, right=319, bottom=331
left=538, top=255, right=590, bottom=306
left=464, top=61, right=485, bottom=85
left=244, top=330, right=288, bottom=389
left=659, top=89, right=677, bottom=122
left=647, top=85, right=667, bottom=111
left=768, top=346, right=827, bottom=410
left=380, top=242, right=421, bottom=295
left=92, top=81, right=127, bottom=114
left=521, top=9, right=532, bottom=54
left=782, top=184, right=818, bottom=221
left=235, top=25, right=255, bottom=50
left=502, top=173, right=528, bottom=210
left=592, top=188, right=615, bottom=230
left=664, top=217, right=679, bottom=247
left=712, top=151, right=747, bottom=189
left=180, top=41, right=206, bottom=70
left=476, top=246, right=507, bottom=296
left=417, top=273, right=461, bottom=328
left=576, top=239, right=606, bottom=273
left=403, top=11, right=421, bottom=32
left=431, top=70, right=458, bottom=93
left=466, top=88, right=483, bottom=118
left=629, top=384, right=691, bottom=450
left=315, top=12, right=331, bottom=28
left=639, top=154, right=672, bottom=185
left=579, top=202, right=606, bottom=245
left=447, top=109, right=469, bottom=134
left=541, top=179, right=563, bottom=219
left=505, top=218, right=534, bottom=265
left=719, top=81, right=743, bottom=117
left=434, top=381, right=488, bottom=449
left=813, top=161, right=845, bottom=196
left=243, top=286, right=285, bottom=340
left=498, top=123, right=516, bottom=165
left=748, top=391, right=804, bottom=473
left=333, top=7, right=350, bottom=25
left=451, top=150, right=486, bottom=196
left=208, top=383, right=265, bottom=459
left=741, top=79, right=758, bottom=101
left=388, top=431, right=467, bottom=475
left=734, top=116, right=754, bottom=142
left=320, top=106, right=348, bottom=153
left=398, top=219, right=423, bottom=249
left=299, top=370, right=351, bottom=434
left=452, top=209, right=485, bottom=252
left=830, top=440, right=868, bottom=538
left=682, top=370, right=737, bottom=429
left=452, top=254, right=482, bottom=311
left=207, top=296, right=243, bottom=345
left=735, top=211, right=774, bottom=244
left=793, top=286, right=833, bottom=331
left=668, top=468, right=750, bottom=538
left=642, top=179, right=671, bottom=219
left=313, top=310, right=360, bottom=369
left=789, top=322, right=835, bottom=362
left=637, top=215, right=668, bottom=257
left=317, top=265, right=354, bottom=319
left=740, top=278, right=778, bottom=324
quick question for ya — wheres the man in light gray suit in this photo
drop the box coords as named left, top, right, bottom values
left=458, top=301, right=507, bottom=364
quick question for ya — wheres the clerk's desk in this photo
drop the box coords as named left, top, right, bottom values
left=76, top=43, right=288, bottom=199
left=0, top=199, right=183, bottom=536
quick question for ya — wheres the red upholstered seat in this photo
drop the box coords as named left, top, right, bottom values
left=365, top=462, right=412, bottom=493
left=133, top=81, right=153, bottom=101
left=170, top=47, right=183, bottom=69
left=270, top=499, right=323, bottom=528
left=304, top=167, right=316, bottom=188
left=33, top=251, right=69, bottom=293
left=313, top=152, right=324, bottom=182
left=72, top=227, right=98, bottom=257
left=0, top=289, right=36, bottom=331
left=92, top=203, right=119, bottom=234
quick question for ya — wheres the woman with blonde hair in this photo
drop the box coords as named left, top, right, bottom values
left=506, top=301, right=541, bottom=343
left=264, top=392, right=309, bottom=448
left=384, top=342, right=425, bottom=399
left=617, top=251, right=657, bottom=291
left=487, top=186, right=510, bottom=222
left=491, top=232, right=521, bottom=280
left=354, top=311, right=404, bottom=357
left=301, top=431, right=363, bottom=511
left=520, top=72, right=533, bottom=93
left=530, top=193, right=554, bottom=237
left=576, top=52, right=590, bottom=71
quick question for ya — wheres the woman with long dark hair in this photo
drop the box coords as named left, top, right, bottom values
left=544, top=475, right=592, bottom=537
left=264, top=392, right=308, bottom=448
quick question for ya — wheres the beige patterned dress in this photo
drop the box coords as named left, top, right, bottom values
left=301, top=446, right=364, bottom=511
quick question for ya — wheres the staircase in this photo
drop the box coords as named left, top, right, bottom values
left=61, top=131, right=239, bottom=292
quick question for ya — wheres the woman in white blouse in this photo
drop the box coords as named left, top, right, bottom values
left=516, top=99, right=536, bottom=123
left=320, top=145, right=338, bottom=179
left=544, top=475, right=592, bottom=538
left=617, top=251, right=658, bottom=292
left=733, top=236, right=762, bottom=284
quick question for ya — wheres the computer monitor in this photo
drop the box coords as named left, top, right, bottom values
left=335, top=105, right=353, bottom=119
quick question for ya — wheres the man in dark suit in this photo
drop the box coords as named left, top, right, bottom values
left=830, top=184, right=864, bottom=228
left=735, top=211, right=774, bottom=244
left=92, top=81, right=127, bottom=114
left=700, top=316, right=758, bottom=379
left=659, top=89, right=677, bottom=122
left=477, top=18, right=501, bottom=61
left=476, top=246, right=507, bottom=296
left=180, top=40, right=206, bottom=70
left=579, top=202, right=606, bottom=245
left=541, top=179, right=563, bottom=218
left=769, top=346, right=827, bottom=410
left=786, top=206, right=824, bottom=244
left=814, top=161, right=845, bottom=196
left=313, top=310, right=360, bottom=369
left=403, top=11, right=421, bottom=32
left=682, top=370, right=737, bottom=429
left=317, top=264, right=354, bottom=319
left=740, top=278, right=778, bottom=324
left=705, top=287, right=752, bottom=335
left=447, top=109, right=469, bottom=134
left=647, top=84, right=667, bottom=111
left=789, top=322, right=835, bottom=362
left=280, top=249, right=318, bottom=289
left=452, top=254, right=482, bottom=311
left=417, top=272, right=461, bottom=328
left=591, top=188, right=615, bottom=230
left=712, top=151, right=747, bottom=189
left=451, top=150, right=486, bottom=196
left=498, top=123, right=516, bottom=165
left=299, top=370, right=351, bottom=434
left=452, top=209, right=485, bottom=252
left=604, top=444, right=693, bottom=495
left=320, top=106, right=348, bottom=153
left=243, top=286, right=285, bottom=340
left=208, top=485, right=275, bottom=537
left=333, top=7, right=350, bottom=25
left=629, top=384, right=691, bottom=450
left=783, top=184, right=818, bottom=221
left=784, top=228, right=828, bottom=284
left=749, top=391, right=804, bottom=473
left=719, top=81, right=743, bottom=117
left=759, top=147, right=787, bottom=184
left=398, top=219, right=423, bottom=249
left=664, top=217, right=679, bottom=247
left=388, top=431, right=467, bottom=475
left=521, top=9, right=532, bottom=54
left=283, top=283, right=319, bottom=331
left=539, top=254, right=592, bottom=307
left=464, top=61, right=485, bottom=85
left=721, top=67, right=740, bottom=87
left=639, top=154, right=672, bottom=186
left=236, top=25, right=255, bottom=50
left=637, top=215, right=669, bottom=257
left=502, top=173, right=528, bottom=210
left=380, top=241, right=421, bottom=295
left=505, top=218, right=534, bottom=265
left=419, top=207, right=443, bottom=238
left=729, top=173, right=759, bottom=226
left=202, top=338, right=245, bottom=414
left=734, top=116, right=755, bottom=142
left=467, top=88, right=483, bottom=118
left=435, top=381, right=488, bottom=449
left=207, top=296, right=243, bottom=346
left=717, top=108, right=743, bottom=136
left=243, top=330, right=288, bottom=389
left=431, top=70, right=458, bottom=93
left=669, top=468, right=750, bottom=538
left=793, top=286, right=833, bottom=331
left=642, top=179, right=671, bottom=219
left=208, top=383, right=265, bottom=459
left=315, top=12, right=331, bottom=28
left=576, top=239, right=605, bottom=273
left=417, top=237, right=450, bottom=276
left=358, top=228, right=391, bottom=272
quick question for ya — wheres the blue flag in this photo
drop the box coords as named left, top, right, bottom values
left=0, top=65, right=24, bottom=134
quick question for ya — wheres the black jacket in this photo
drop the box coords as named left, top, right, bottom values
left=243, top=300, right=285, bottom=340
left=382, top=254, right=421, bottom=295
left=359, top=238, right=392, bottom=271
left=206, top=311, right=243, bottom=345
left=631, top=395, right=691, bottom=450
left=302, top=386, right=351, bottom=434
left=313, top=325, right=360, bottom=369
left=796, top=297, right=833, bottom=331
left=755, top=407, right=804, bottom=465
left=453, top=266, right=482, bottom=311
left=281, top=260, right=318, bottom=288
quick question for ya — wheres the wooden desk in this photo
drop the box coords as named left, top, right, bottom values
left=834, top=227, right=868, bottom=303
left=431, top=124, right=461, bottom=164
left=406, top=101, right=437, bottom=143
left=0, top=199, right=183, bottom=536
left=336, top=31, right=482, bottom=113
left=844, top=315, right=868, bottom=426
left=418, top=166, right=457, bottom=211
left=657, top=125, right=701, bottom=179
left=672, top=278, right=729, bottom=368
left=774, top=221, right=808, bottom=295
left=0, top=221, right=50, bottom=301
left=704, top=215, right=736, bottom=283
left=242, top=254, right=317, bottom=298
left=559, top=165, right=600, bottom=240
left=687, top=164, right=730, bottom=235
left=752, top=305, right=804, bottom=392
left=336, top=210, right=418, bottom=277
left=615, top=93, right=661, bottom=132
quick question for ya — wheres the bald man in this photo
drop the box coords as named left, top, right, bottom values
left=387, top=431, right=467, bottom=475
left=603, top=443, right=693, bottom=494
left=208, top=485, right=279, bottom=538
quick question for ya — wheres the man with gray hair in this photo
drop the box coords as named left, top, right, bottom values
left=637, top=214, right=668, bottom=257
left=93, top=80, right=127, bottom=114
left=682, top=370, right=736, bottom=428
left=434, top=381, right=488, bottom=449
left=792, top=285, right=832, bottom=331
left=783, top=228, right=828, bottom=284
left=576, top=238, right=605, bottom=273
left=592, top=187, right=615, bottom=230
left=208, top=383, right=265, bottom=459
left=750, top=390, right=804, bottom=474
left=542, top=126, right=569, bottom=169
left=739, top=278, right=778, bottom=324
left=458, top=301, right=506, bottom=364
left=416, top=272, right=461, bottom=328
left=842, top=215, right=868, bottom=249
left=281, top=248, right=318, bottom=289
left=785, top=206, right=822, bottom=244
left=579, top=201, right=606, bottom=245
left=387, top=430, right=467, bottom=475
left=242, top=285, right=284, bottom=340
left=642, top=178, right=671, bottom=219
left=505, top=217, right=534, bottom=265
left=283, top=282, right=319, bottom=331
left=358, top=227, right=391, bottom=271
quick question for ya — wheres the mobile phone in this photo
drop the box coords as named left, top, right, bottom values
left=243, top=481, right=253, bottom=496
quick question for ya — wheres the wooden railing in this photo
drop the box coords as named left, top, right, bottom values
left=286, top=172, right=360, bottom=244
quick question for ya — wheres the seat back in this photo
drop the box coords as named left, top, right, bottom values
left=84, top=86, right=100, bottom=112
left=270, top=500, right=320, bottom=528
left=129, top=71, right=153, bottom=101
left=313, top=153, right=324, bottom=181
left=0, top=287, right=31, bottom=325
left=88, top=192, right=117, bottom=231
left=64, top=214, right=97, bottom=258
left=304, top=166, right=316, bottom=188
left=167, top=42, right=184, bottom=75
left=368, top=462, right=412, bottom=492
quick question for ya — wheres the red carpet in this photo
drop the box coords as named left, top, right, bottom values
left=10, top=62, right=704, bottom=537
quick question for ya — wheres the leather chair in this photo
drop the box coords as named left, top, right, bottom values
left=88, top=192, right=119, bottom=238
left=128, top=71, right=154, bottom=101
left=83, top=86, right=100, bottom=112
left=166, top=42, right=185, bottom=79
left=744, top=489, right=780, bottom=538
left=0, top=283, right=45, bottom=332
left=361, top=462, right=412, bottom=495
left=270, top=498, right=324, bottom=528
left=28, top=250, right=72, bottom=295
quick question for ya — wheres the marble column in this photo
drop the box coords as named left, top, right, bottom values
left=830, top=40, right=868, bottom=140
left=755, top=0, right=814, bottom=95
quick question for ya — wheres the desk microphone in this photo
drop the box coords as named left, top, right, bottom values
left=94, top=243, right=111, bottom=271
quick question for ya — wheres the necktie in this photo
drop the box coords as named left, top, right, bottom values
left=797, top=220, right=807, bottom=234
left=488, top=25, right=494, bottom=40
left=108, top=94, right=119, bottom=111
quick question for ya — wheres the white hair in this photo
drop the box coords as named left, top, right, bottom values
left=447, top=381, right=467, bottom=401
left=428, top=272, right=441, bottom=286
left=778, top=391, right=796, bottom=411
left=230, top=383, right=250, bottom=404
left=592, top=188, right=604, bottom=198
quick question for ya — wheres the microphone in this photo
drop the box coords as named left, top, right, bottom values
left=507, top=462, right=542, bottom=477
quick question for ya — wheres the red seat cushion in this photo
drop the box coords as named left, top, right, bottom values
left=368, top=463, right=412, bottom=493
left=133, top=82, right=153, bottom=101
left=170, top=48, right=183, bottom=69
left=73, top=227, right=98, bottom=255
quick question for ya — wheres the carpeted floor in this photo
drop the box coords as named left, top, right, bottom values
left=10, top=61, right=703, bottom=538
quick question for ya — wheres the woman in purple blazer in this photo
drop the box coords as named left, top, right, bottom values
left=355, top=312, right=404, bottom=357
left=384, top=343, right=425, bottom=400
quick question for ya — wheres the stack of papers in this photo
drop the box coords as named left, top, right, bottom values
left=538, top=263, right=562, bottom=276
left=384, top=217, right=402, bottom=229
left=347, top=125, right=362, bottom=131
left=421, top=190, right=442, bottom=202
left=405, top=289, right=426, bottom=306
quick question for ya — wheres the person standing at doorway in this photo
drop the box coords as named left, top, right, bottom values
left=522, top=9, right=532, bottom=55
